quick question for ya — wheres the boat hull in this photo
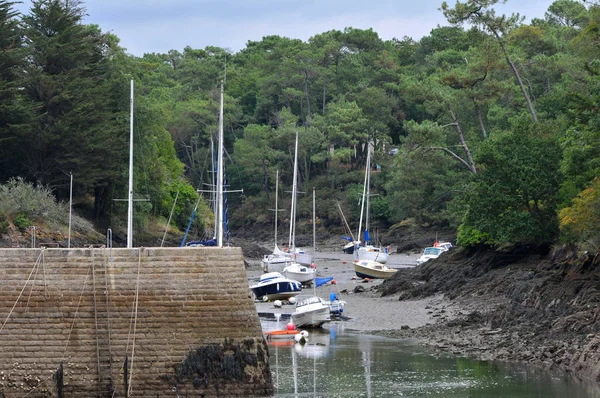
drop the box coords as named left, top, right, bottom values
left=282, top=263, right=315, bottom=285
left=292, top=306, right=331, bottom=328
left=250, top=273, right=302, bottom=301
left=353, top=261, right=397, bottom=280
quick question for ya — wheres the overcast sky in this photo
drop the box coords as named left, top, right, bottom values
left=15, top=0, right=557, bottom=56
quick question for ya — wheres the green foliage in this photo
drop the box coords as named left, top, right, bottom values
left=0, top=209, right=8, bottom=234
left=2, top=0, right=600, bottom=248
left=458, top=121, right=562, bottom=246
left=13, top=213, right=32, bottom=232
left=559, top=178, right=600, bottom=249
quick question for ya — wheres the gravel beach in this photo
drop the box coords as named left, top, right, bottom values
left=246, top=248, right=460, bottom=332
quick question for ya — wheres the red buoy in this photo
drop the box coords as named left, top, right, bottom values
left=286, top=322, right=295, bottom=331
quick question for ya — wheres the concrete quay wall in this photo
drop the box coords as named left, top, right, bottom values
left=0, top=246, right=272, bottom=397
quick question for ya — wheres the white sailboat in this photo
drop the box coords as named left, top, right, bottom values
left=264, top=133, right=314, bottom=276
left=282, top=132, right=315, bottom=285
left=355, top=143, right=389, bottom=264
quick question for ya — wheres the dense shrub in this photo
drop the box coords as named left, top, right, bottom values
left=0, top=210, right=8, bottom=234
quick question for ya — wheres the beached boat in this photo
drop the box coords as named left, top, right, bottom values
left=355, top=144, right=389, bottom=263
left=282, top=262, right=315, bottom=285
left=416, top=247, right=443, bottom=265
left=250, top=272, right=302, bottom=301
left=291, top=295, right=331, bottom=328
left=353, top=259, right=397, bottom=280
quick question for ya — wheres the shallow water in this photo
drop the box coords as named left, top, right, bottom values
left=263, top=320, right=600, bottom=398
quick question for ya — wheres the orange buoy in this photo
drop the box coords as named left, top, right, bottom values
left=342, top=261, right=347, bottom=264
left=331, top=279, right=336, bottom=285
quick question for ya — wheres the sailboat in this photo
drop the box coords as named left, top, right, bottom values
left=355, top=143, right=389, bottom=264
left=281, top=132, right=315, bottom=285
left=263, top=133, right=314, bottom=274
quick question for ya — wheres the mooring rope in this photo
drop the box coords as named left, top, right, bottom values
left=127, top=248, right=142, bottom=397
left=62, top=261, right=92, bottom=361
left=0, top=249, right=44, bottom=333
left=22, top=253, right=92, bottom=397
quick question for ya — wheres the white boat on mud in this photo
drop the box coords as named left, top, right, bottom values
left=283, top=262, right=316, bottom=285
left=291, top=295, right=331, bottom=328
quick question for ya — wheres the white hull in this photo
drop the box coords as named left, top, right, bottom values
left=291, top=296, right=331, bottom=328
left=357, top=246, right=388, bottom=263
left=283, top=263, right=315, bottom=284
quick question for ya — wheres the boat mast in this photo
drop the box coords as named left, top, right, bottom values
left=274, top=169, right=279, bottom=247
left=127, top=79, right=134, bottom=248
left=356, top=144, right=370, bottom=244
left=211, top=137, right=217, bottom=239
left=288, top=132, right=299, bottom=250
left=216, top=81, right=225, bottom=247
left=313, top=186, right=316, bottom=254
left=365, top=142, right=371, bottom=244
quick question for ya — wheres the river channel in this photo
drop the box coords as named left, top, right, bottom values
left=262, top=319, right=600, bottom=398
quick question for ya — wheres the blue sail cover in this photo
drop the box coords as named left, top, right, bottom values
left=364, top=229, right=370, bottom=243
left=315, top=277, right=334, bottom=287
left=341, top=236, right=353, bottom=242
left=186, top=238, right=217, bottom=247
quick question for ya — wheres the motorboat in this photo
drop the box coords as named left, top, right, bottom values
left=353, top=259, right=397, bottom=280
left=416, top=247, right=443, bottom=265
left=282, top=262, right=316, bottom=285
left=291, top=295, right=331, bottom=328
left=356, top=244, right=389, bottom=263
left=250, top=272, right=302, bottom=301
left=434, top=241, right=453, bottom=251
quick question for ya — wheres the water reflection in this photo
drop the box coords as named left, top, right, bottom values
left=262, top=319, right=600, bottom=398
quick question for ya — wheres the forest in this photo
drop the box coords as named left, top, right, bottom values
left=0, top=0, right=599, bottom=250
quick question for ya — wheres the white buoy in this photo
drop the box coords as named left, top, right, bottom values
left=273, top=300, right=282, bottom=308
left=288, top=297, right=297, bottom=305
left=294, top=333, right=307, bottom=344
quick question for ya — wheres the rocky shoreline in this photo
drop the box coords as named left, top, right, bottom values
left=373, top=245, right=600, bottom=388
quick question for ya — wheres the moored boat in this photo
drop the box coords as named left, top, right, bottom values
left=250, top=272, right=302, bottom=301
left=291, top=295, right=331, bottom=328
left=353, top=259, right=397, bottom=280
left=282, top=262, right=316, bottom=285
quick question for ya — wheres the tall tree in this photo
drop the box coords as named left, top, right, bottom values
left=0, top=0, right=30, bottom=182
left=442, top=0, right=539, bottom=122
left=19, top=0, right=129, bottom=217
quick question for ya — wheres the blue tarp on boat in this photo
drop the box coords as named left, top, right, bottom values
left=315, top=277, right=334, bottom=287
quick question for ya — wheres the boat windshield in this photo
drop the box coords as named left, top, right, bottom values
left=296, top=296, right=322, bottom=307
left=423, top=247, right=442, bottom=256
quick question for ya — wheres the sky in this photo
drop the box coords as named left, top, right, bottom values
left=15, top=0, right=558, bottom=56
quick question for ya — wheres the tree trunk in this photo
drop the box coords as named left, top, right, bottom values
left=450, top=110, right=477, bottom=174
left=304, top=70, right=311, bottom=123
left=322, top=75, right=327, bottom=115
left=493, top=31, right=538, bottom=122
left=476, top=105, right=487, bottom=140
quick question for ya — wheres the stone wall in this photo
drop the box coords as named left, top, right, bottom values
left=0, top=247, right=272, bottom=397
